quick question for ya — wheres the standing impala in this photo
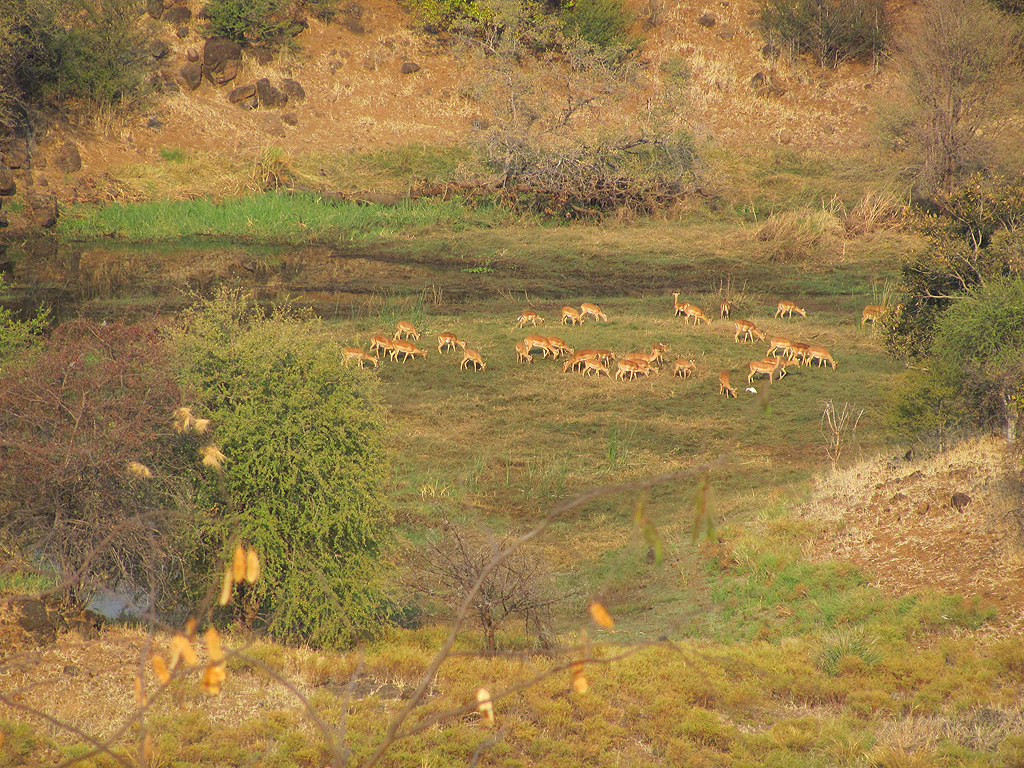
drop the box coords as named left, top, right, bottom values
left=437, top=331, right=467, bottom=354
left=342, top=346, right=379, bottom=368
left=672, top=292, right=688, bottom=317
left=580, top=302, right=608, bottom=322
left=516, top=310, right=545, bottom=328
left=789, top=341, right=811, bottom=365
left=615, top=358, right=654, bottom=380
left=394, top=321, right=421, bottom=341
left=561, top=306, right=584, bottom=325
left=390, top=339, right=427, bottom=362
left=766, top=336, right=795, bottom=359
left=582, top=358, right=611, bottom=377
left=734, top=320, right=766, bottom=343
left=775, top=300, right=807, bottom=319
left=748, top=358, right=782, bottom=384
left=862, top=305, right=884, bottom=326
left=460, top=349, right=486, bottom=371
left=720, top=300, right=735, bottom=319
left=673, top=358, right=696, bottom=379
left=719, top=370, right=737, bottom=397
left=523, top=334, right=557, bottom=358
left=370, top=333, right=395, bottom=358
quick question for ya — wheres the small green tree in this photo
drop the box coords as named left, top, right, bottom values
left=203, top=0, right=305, bottom=46
left=170, top=291, right=392, bottom=649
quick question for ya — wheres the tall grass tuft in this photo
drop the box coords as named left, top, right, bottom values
left=818, top=627, right=880, bottom=675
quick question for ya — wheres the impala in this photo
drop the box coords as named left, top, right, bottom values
left=623, top=346, right=668, bottom=367
left=562, top=351, right=598, bottom=373
left=460, top=348, right=486, bottom=371
left=577, top=348, right=616, bottom=364
left=807, top=345, right=837, bottom=369
left=766, top=336, right=795, bottom=359
left=437, top=331, right=467, bottom=354
left=369, top=333, right=395, bottom=357
left=862, top=304, right=884, bottom=326
left=582, top=358, right=611, bottom=377
left=515, top=340, right=534, bottom=364
left=672, top=292, right=688, bottom=317
left=394, top=321, right=421, bottom=340
left=546, top=336, right=575, bottom=359
left=523, top=334, right=557, bottom=358
left=516, top=310, right=545, bottom=328
left=719, top=370, right=737, bottom=397
left=615, top=358, right=653, bottom=380
left=673, top=358, right=696, bottom=379
left=342, top=346, right=378, bottom=368
left=789, top=341, right=811, bottom=365
left=720, top=299, right=735, bottom=319
left=580, top=302, right=608, bottom=322
left=390, top=339, right=427, bottom=362
left=734, top=319, right=766, bottom=343
left=777, top=358, right=803, bottom=378
left=561, top=306, right=584, bottom=325
left=682, top=304, right=712, bottom=326
left=748, top=358, right=782, bottom=384
left=775, top=300, right=807, bottom=319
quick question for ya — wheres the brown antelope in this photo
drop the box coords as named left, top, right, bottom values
left=369, top=333, right=395, bottom=357
left=546, top=336, right=574, bottom=359
left=673, top=358, right=696, bottom=379
left=719, top=370, right=737, bottom=397
left=437, top=331, right=467, bottom=354
left=615, top=358, right=654, bottom=380
left=342, top=346, right=379, bottom=368
left=460, top=348, right=485, bottom=371
left=789, top=341, right=812, bottom=365
left=862, top=304, right=884, bottom=326
left=682, top=304, right=712, bottom=326
left=516, top=310, right=545, bottom=328
left=672, top=292, right=688, bottom=317
left=577, top=348, right=616, bottom=364
left=582, top=358, right=611, bottom=377
left=394, top=321, right=421, bottom=341
left=720, top=299, right=735, bottom=319
left=734, top=320, right=766, bottom=343
left=561, top=306, right=583, bottom=325
left=777, top=358, right=803, bottom=378
left=562, top=351, right=598, bottom=373
left=807, top=345, right=837, bottom=369
left=390, top=339, right=427, bottom=362
left=515, top=340, right=534, bottom=364
left=748, top=358, right=782, bottom=384
left=580, top=302, right=608, bottom=322
left=623, top=346, right=668, bottom=368
left=775, top=300, right=807, bottom=319
left=523, top=334, right=557, bottom=358
left=766, top=336, right=795, bottom=359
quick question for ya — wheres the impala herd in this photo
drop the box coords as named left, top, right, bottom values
left=342, top=298, right=883, bottom=396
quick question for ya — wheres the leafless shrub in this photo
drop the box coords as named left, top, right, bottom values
left=821, top=400, right=865, bottom=471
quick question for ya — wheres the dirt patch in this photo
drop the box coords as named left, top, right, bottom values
left=800, top=437, right=1024, bottom=636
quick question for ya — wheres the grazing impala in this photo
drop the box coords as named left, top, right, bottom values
left=777, top=358, right=803, bottom=378
left=862, top=304, right=884, bottom=326
left=623, top=346, right=669, bottom=367
left=370, top=333, right=395, bottom=357
left=342, top=346, right=379, bottom=368
left=437, top=331, right=467, bottom=354
left=807, top=345, right=837, bottom=369
left=673, top=358, right=696, bottom=379
left=516, top=310, right=545, bottom=328
left=515, top=340, right=534, bottom=364
left=580, top=302, right=608, bottom=322
left=682, top=304, right=712, bottom=326
left=394, top=321, right=421, bottom=340
left=546, top=336, right=574, bottom=359
left=719, top=370, right=737, bottom=397
left=460, top=348, right=486, bottom=371
left=766, top=336, right=795, bottom=359
left=720, top=299, right=735, bottom=319
left=562, top=351, right=598, bottom=373
left=775, top=300, right=807, bottom=319
left=577, top=348, right=616, bottom=364
left=615, top=358, right=654, bottom=380
left=734, top=319, right=766, bottom=343
left=390, top=339, right=427, bottom=362
left=523, top=334, right=557, bottom=358
left=748, top=358, right=782, bottom=384
left=789, top=341, right=811, bottom=365
left=561, top=306, right=584, bottom=325
left=582, top=358, right=611, bottom=377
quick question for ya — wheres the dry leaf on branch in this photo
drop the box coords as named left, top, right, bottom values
left=127, top=461, right=153, bottom=478
left=589, top=601, right=615, bottom=630
left=151, top=654, right=171, bottom=685
left=245, top=547, right=261, bottom=583
left=476, top=687, right=494, bottom=724
left=232, top=542, right=246, bottom=582
left=219, top=565, right=234, bottom=606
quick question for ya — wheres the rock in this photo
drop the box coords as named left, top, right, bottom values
left=280, top=78, right=305, bottom=101
left=255, top=77, right=288, bottom=107
left=750, top=71, right=765, bottom=90
left=36, top=175, right=48, bottom=187
left=162, top=78, right=181, bottom=94
left=717, top=29, right=734, bottom=40
left=259, top=114, right=287, bottom=137
left=362, top=57, right=376, bottom=71
left=148, top=115, right=164, bottom=129
left=163, top=5, right=192, bottom=24
left=176, top=26, right=190, bottom=38
left=248, top=46, right=274, bottom=65
left=68, top=609, right=104, bottom=640
left=282, top=111, right=299, bottom=126
left=779, top=129, right=793, bottom=145
left=203, top=37, right=242, bottom=86
left=344, top=15, right=366, bottom=34
left=401, top=61, right=421, bottom=74
left=147, top=0, right=164, bottom=19
left=187, top=47, right=200, bottom=62
left=0, top=595, right=65, bottom=646
left=0, top=165, right=15, bottom=196
left=148, top=39, right=170, bottom=59
left=180, top=61, right=203, bottom=90
left=4, top=138, right=30, bottom=169
left=697, top=12, right=716, bottom=27
left=761, top=43, right=780, bottom=59
left=53, top=141, right=82, bottom=173
left=951, top=492, right=972, bottom=512
left=228, top=83, right=257, bottom=104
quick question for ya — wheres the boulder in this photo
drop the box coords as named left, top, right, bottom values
left=228, top=83, right=257, bottom=104
left=697, top=11, right=716, bottom=26
left=148, top=38, right=170, bottom=59
left=259, top=114, right=287, bottom=137
left=176, top=26, right=190, bottom=38
left=255, top=78, right=288, bottom=107
left=163, top=5, right=192, bottom=24
left=248, top=47, right=274, bottom=65
left=203, top=37, right=242, bottom=86
left=282, top=111, right=299, bottom=126
left=53, top=141, right=82, bottom=173
left=280, top=78, right=305, bottom=101
left=0, top=165, right=15, bottom=196
left=4, top=138, right=30, bottom=170
left=27, top=191, right=58, bottom=228
left=147, top=0, right=164, bottom=19
left=180, top=61, right=203, bottom=91
left=187, top=47, right=200, bottom=62
left=401, top=61, right=421, bottom=74
left=0, top=596, right=66, bottom=647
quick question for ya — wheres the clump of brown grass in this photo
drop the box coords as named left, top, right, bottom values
left=843, top=190, right=908, bottom=236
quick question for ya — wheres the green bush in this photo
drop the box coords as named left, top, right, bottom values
left=759, top=0, right=888, bottom=67
left=561, top=0, right=636, bottom=50
left=203, top=0, right=305, bottom=45
left=170, top=290, right=393, bottom=649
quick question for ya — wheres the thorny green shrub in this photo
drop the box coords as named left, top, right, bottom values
left=758, top=0, right=889, bottom=67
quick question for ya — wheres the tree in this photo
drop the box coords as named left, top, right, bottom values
left=170, top=290, right=392, bottom=649
left=894, top=0, right=1023, bottom=195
